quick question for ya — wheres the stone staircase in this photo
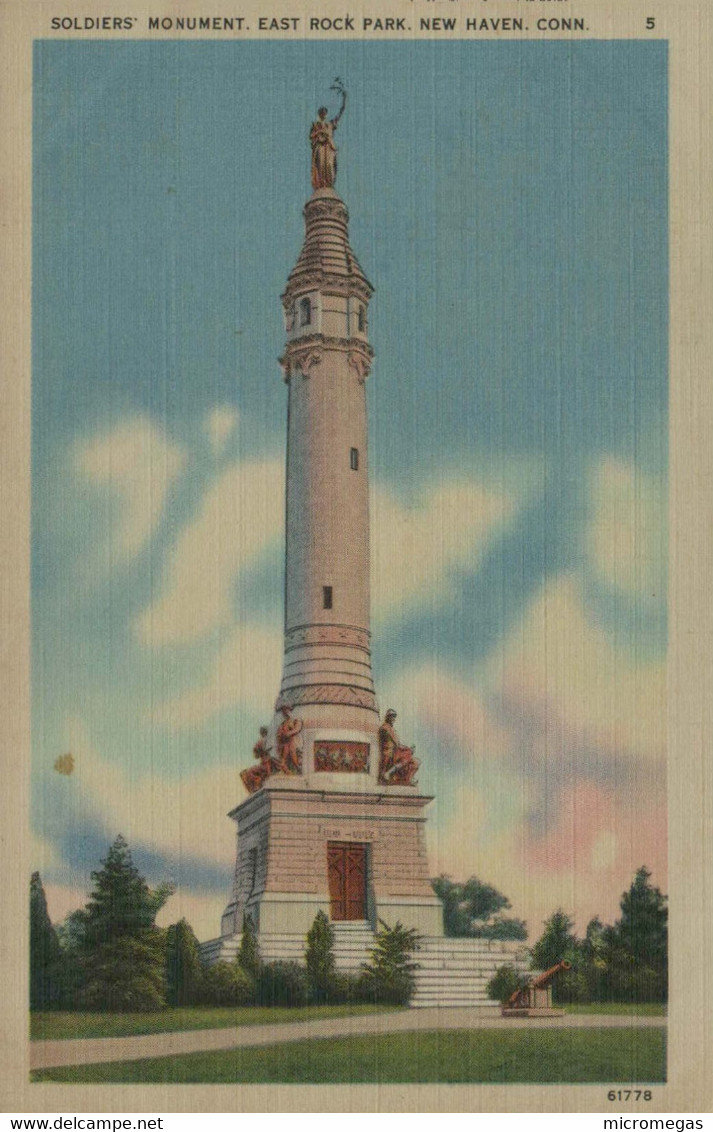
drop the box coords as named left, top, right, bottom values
left=201, top=921, right=374, bottom=969
left=410, top=937, right=529, bottom=1009
left=201, top=927, right=529, bottom=1008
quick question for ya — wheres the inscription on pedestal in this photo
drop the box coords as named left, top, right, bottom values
left=321, top=826, right=377, bottom=841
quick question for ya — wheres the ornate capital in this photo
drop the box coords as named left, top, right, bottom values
left=348, top=350, right=372, bottom=383
left=289, top=346, right=323, bottom=378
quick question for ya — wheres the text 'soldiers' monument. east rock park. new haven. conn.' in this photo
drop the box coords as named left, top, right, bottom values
left=201, top=86, right=528, bottom=1007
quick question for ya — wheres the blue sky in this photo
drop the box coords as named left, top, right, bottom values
left=32, top=39, right=668, bottom=936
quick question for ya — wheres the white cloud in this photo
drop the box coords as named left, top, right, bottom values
left=75, top=417, right=186, bottom=566
left=493, top=574, right=666, bottom=764
left=30, top=833, right=62, bottom=876
left=591, top=830, right=618, bottom=871
left=150, top=622, right=282, bottom=730
left=380, top=663, right=511, bottom=763
left=156, top=889, right=226, bottom=942
left=43, top=883, right=89, bottom=926
left=371, top=478, right=519, bottom=621
left=60, top=716, right=241, bottom=872
left=135, top=459, right=284, bottom=645
left=587, top=458, right=666, bottom=599
left=204, top=406, right=238, bottom=457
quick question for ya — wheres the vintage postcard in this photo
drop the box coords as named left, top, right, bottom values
left=1, top=0, right=711, bottom=1114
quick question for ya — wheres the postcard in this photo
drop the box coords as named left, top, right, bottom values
left=1, top=0, right=711, bottom=1114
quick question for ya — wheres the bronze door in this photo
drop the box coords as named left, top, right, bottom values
left=327, top=842, right=367, bottom=920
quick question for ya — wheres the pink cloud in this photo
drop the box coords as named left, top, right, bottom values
left=522, top=782, right=667, bottom=929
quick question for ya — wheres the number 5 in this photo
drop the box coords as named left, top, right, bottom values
left=646, top=17, right=656, bottom=29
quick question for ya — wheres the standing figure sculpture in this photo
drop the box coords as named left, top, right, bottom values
left=378, top=709, right=420, bottom=786
left=310, top=78, right=347, bottom=190
left=276, top=703, right=304, bottom=774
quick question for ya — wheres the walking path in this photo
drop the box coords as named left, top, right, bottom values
left=31, top=1010, right=665, bottom=1071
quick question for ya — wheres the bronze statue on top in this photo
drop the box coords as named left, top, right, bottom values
left=310, top=78, right=346, bottom=190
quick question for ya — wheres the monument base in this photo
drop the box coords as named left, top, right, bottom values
left=218, top=779, right=443, bottom=940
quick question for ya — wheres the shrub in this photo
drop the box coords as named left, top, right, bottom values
left=165, top=919, right=204, bottom=1007
left=201, top=961, right=254, bottom=1007
left=486, top=964, right=528, bottom=1005
left=327, top=970, right=372, bottom=1005
left=552, top=963, right=591, bottom=1005
left=360, top=920, right=420, bottom=1006
left=237, top=915, right=261, bottom=981
left=305, top=911, right=336, bottom=1004
left=256, top=961, right=309, bottom=1007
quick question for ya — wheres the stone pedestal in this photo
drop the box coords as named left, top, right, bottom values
left=220, top=776, right=443, bottom=939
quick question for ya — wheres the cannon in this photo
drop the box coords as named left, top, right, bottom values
left=502, top=959, right=572, bottom=1017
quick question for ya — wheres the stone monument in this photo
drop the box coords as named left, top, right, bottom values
left=203, top=88, right=528, bottom=1004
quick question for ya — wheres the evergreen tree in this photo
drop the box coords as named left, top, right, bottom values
left=617, top=867, right=667, bottom=973
left=530, top=909, right=579, bottom=971
left=581, top=916, right=608, bottom=1001
left=530, top=910, right=588, bottom=1005
left=30, top=872, right=62, bottom=1010
left=237, top=914, right=261, bottom=980
left=605, top=867, right=668, bottom=1002
left=165, top=919, right=204, bottom=1007
left=78, top=835, right=172, bottom=1012
left=305, top=910, right=336, bottom=1003
left=360, top=920, right=420, bottom=1005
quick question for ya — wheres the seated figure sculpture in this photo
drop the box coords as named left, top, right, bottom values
left=378, top=709, right=419, bottom=786
left=240, top=726, right=275, bottom=794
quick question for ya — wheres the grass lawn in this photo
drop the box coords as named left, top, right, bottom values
left=566, top=1004, right=666, bottom=1017
left=32, top=1026, right=666, bottom=1085
left=31, top=1003, right=401, bottom=1042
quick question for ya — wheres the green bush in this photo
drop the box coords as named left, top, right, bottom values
left=305, top=911, right=336, bottom=1004
left=486, top=964, right=527, bottom=1005
left=165, top=919, right=204, bottom=1007
left=360, top=920, right=420, bottom=1006
left=201, top=961, right=254, bottom=1007
left=237, top=915, right=261, bottom=980
left=327, top=970, right=372, bottom=1005
left=256, top=961, right=309, bottom=1007
left=552, top=964, right=591, bottom=1005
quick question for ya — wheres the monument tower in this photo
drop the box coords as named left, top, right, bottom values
left=217, top=84, right=443, bottom=946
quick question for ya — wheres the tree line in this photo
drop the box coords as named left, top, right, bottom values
left=435, top=867, right=668, bottom=1005
left=31, top=835, right=667, bottom=1012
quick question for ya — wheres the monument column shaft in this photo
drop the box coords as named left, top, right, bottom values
left=277, top=188, right=377, bottom=720
left=285, top=355, right=370, bottom=637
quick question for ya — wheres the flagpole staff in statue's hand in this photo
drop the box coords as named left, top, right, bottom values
left=330, top=77, right=347, bottom=125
